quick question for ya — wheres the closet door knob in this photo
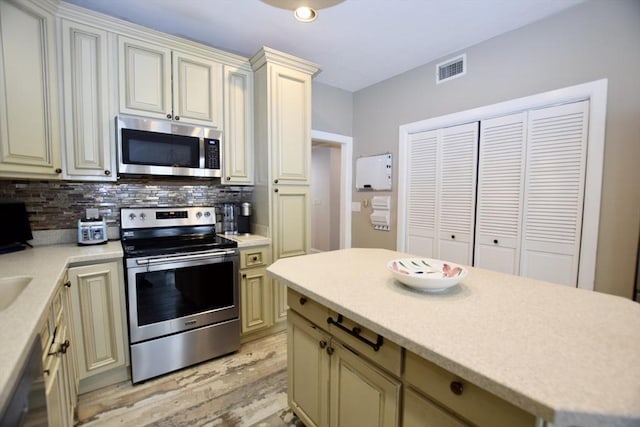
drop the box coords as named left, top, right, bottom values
left=493, top=239, right=499, bottom=244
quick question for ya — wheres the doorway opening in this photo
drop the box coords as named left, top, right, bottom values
left=310, top=130, right=353, bottom=252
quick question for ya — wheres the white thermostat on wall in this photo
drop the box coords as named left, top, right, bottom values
left=355, top=153, right=392, bottom=191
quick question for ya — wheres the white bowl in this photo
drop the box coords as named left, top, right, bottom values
left=387, top=258, right=467, bottom=292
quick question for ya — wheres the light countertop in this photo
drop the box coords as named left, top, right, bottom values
left=0, top=242, right=123, bottom=409
left=218, top=233, right=271, bottom=248
left=267, top=248, right=640, bottom=427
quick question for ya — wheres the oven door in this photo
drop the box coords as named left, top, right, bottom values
left=125, top=250, right=239, bottom=343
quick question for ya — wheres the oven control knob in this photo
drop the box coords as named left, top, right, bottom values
left=196, top=211, right=203, bottom=219
left=204, top=211, right=211, bottom=218
left=128, top=213, right=136, bottom=221
left=140, top=213, right=146, bottom=221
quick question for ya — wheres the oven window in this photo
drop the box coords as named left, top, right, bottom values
left=135, top=261, right=234, bottom=326
left=122, top=128, right=199, bottom=168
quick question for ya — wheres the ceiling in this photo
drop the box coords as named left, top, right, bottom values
left=63, top=0, right=584, bottom=92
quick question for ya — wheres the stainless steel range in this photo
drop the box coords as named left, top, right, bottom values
left=120, top=206, right=240, bottom=383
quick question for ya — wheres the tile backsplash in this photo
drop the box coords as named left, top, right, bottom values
left=0, top=178, right=252, bottom=231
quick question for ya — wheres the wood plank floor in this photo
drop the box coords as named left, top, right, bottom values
left=75, top=331, right=304, bottom=427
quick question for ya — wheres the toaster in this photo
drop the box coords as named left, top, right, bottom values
left=77, top=217, right=108, bottom=245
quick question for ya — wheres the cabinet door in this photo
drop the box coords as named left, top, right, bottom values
left=273, top=186, right=311, bottom=260
left=475, top=113, right=526, bottom=274
left=44, top=351, right=66, bottom=427
left=288, top=311, right=330, bottom=427
left=406, top=130, right=438, bottom=257
left=520, top=100, right=589, bottom=287
left=61, top=19, right=115, bottom=181
left=172, top=50, right=222, bottom=127
left=223, top=65, right=254, bottom=185
left=437, top=122, right=478, bottom=265
left=241, top=266, right=273, bottom=334
left=329, top=340, right=401, bottom=427
left=69, top=262, right=126, bottom=379
left=0, top=0, right=61, bottom=178
left=269, top=64, right=312, bottom=185
left=118, top=36, right=172, bottom=119
left=404, top=387, right=470, bottom=427
left=273, top=280, right=288, bottom=324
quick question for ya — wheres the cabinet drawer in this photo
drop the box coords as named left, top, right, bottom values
left=240, top=246, right=271, bottom=269
left=404, top=351, right=536, bottom=427
left=287, top=288, right=328, bottom=329
left=328, top=310, right=402, bottom=377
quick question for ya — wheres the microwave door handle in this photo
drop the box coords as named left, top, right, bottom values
left=136, top=250, right=237, bottom=265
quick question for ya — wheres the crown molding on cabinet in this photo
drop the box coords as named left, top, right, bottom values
left=53, top=0, right=252, bottom=70
left=250, top=46, right=321, bottom=77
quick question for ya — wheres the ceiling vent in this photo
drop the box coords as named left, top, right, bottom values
left=436, top=54, right=466, bottom=84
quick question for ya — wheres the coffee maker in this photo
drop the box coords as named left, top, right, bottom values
left=237, top=202, right=252, bottom=234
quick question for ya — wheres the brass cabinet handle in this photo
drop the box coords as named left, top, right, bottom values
left=319, top=340, right=327, bottom=349
left=242, top=273, right=246, bottom=279
left=105, top=170, right=111, bottom=176
left=299, top=297, right=307, bottom=306
left=493, top=239, right=499, bottom=244
left=55, top=168, right=62, bottom=174
left=166, top=113, right=172, bottom=119
left=226, top=177, right=231, bottom=181
left=326, top=346, right=334, bottom=356
left=252, top=256, right=258, bottom=261
left=274, top=188, right=279, bottom=193
left=450, top=381, right=464, bottom=396
left=175, top=115, right=180, bottom=121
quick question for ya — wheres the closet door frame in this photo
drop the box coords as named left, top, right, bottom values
left=398, top=79, right=608, bottom=291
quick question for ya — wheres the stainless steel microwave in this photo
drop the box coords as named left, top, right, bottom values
left=116, top=114, right=222, bottom=178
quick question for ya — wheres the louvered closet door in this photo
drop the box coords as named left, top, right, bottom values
left=475, top=113, right=527, bottom=275
left=437, top=122, right=479, bottom=265
left=521, top=100, right=589, bottom=287
left=406, top=130, right=438, bottom=257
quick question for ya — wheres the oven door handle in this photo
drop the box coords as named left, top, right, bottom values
left=136, top=250, right=237, bottom=265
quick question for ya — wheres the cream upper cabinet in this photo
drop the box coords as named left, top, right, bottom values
left=223, top=65, right=254, bottom=185
left=118, top=36, right=223, bottom=128
left=0, top=0, right=62, bottom=179
left=269, top=64, right=313, bottom=185
left=61, top=19, right=116, bottom=181
left=69, top=261, right=127, bottom=381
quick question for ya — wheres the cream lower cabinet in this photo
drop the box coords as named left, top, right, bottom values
left=42, top=271, right=77, bottom=427
left=288, top=290, right=536, bottom=427
left=288, top=310, right=401, bottom=427
left=69, top=261, right=127, bottom=381
left=240, top=246, right=273, bottom=335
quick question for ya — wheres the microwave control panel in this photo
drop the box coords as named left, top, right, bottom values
left=204, top=139, right=220, bottom=169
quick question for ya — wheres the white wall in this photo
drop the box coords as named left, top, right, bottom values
left=311, top=144, right=342, bottom=251
left=351, top=0, right=640, bottom=298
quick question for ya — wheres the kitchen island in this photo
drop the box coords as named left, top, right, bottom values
left=267, top=248, right=640, bottom=427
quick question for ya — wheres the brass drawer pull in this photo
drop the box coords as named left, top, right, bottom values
left=299, top=297, right=307, bottom=305
left=327, top=314, right=383, bottom=352
left=319, top=340, right=327, bottom=349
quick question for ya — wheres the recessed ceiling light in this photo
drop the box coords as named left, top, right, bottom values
left=294, top=6, right=317, bottom=22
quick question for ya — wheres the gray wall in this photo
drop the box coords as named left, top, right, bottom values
left=351, top=0, right=640, bottom=298
left=312, top=81, right=353, bottom=136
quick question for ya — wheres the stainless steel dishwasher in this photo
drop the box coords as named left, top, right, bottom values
left=0, top=335, right=47, bottom=426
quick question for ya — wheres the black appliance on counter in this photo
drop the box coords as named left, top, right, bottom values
left=237, top=202, right=252, bottom=234
left=0, top=201, right=33, bottom=253
left=120, top=206, right=240, bottom=383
